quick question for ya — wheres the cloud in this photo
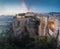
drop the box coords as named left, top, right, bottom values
left=0, top=5, right=26, bottom=15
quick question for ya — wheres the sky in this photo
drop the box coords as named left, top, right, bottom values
left=0, top=0, right=60, bottom=15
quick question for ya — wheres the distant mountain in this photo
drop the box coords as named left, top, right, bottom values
left=48, top=12, right=60, bottom=16
left=0, top=15, right=14, bottom=21
left=49, top=12, right=60, bottom=14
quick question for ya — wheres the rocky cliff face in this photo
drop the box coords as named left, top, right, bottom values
left=12, top=16, right=40, bottom=47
